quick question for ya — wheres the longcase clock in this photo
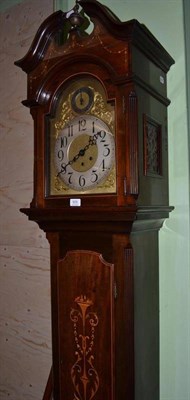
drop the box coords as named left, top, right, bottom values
left=15, top=1, right=174, bottom=399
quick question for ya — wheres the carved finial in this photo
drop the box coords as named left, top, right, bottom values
left=68, top=0, right=84, bottom=30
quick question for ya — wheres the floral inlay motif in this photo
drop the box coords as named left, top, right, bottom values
left=70, top=295, right=99, bottom=400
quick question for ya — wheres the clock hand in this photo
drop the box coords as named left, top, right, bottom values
left=72, top=131, right=100, bottom=157
left=57, top=146, right=89, bottom=176
left=80, top=91, right=84, bottom=106
left=57, top=132, right=100, bottom=177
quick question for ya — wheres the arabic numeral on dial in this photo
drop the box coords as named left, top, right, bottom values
left=92, top=120, right=95, bottom=133
left=79, top=175, right=86, bottom=187
left=100, top=159, right=107, bottom=172
left=99, top=130, right=106, bottom=142
left=67, top=125, right=73, bottom=137
left=60, top=163, right=66, bottom=174
left=60, top=136, right=68, bottom=147
left=103, top=144, right=110, bottom=157
left=91, top=170, right=98, bottom=183
left=57, top=149, right=64, bottom=161
left=79, top=119, right=86, bottom=131
left=68, top=172, right=73, bottom=184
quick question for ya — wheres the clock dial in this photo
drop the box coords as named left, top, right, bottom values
left=47, top=76, right=116, bottom=196
left=54, top=115, right=115, bottom=191
left=71, top=87, right=94, bottom=113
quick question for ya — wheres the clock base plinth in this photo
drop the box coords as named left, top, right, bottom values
left=22, top=206, right=172, bottom=400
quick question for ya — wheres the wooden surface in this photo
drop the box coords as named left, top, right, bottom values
left=57, top=251, right=114, bottom=400
left=0, top=1, right=53, bottom=399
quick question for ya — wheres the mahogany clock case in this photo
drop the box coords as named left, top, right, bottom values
left=15, top=1, right=174, bottom=399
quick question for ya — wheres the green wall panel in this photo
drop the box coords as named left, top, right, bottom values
left=53, top=0, right=68, bottom=12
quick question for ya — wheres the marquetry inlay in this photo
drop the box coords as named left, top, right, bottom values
left=70, top=295, right=99, bottom=400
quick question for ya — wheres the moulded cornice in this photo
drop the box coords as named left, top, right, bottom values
left=14, top=10, right=66, bottom=73
left=15, top=0, right=174, bottom=75
left=79, top=0, right=174, bottom=72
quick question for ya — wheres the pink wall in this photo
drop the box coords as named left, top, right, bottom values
left=0, top=1, right=53, bottom=398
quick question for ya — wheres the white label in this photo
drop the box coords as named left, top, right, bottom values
left=70, top=198, right=81, bottom=207
left=160, top=76, right=165, bottom=84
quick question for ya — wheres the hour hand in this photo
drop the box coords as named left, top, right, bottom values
left=57, top=147, right=85, bottom=177
left=57, top=163, right=67, bottom=177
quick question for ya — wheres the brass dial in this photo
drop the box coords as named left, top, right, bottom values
left=68, top=134, right=98, bottom=172
left=71, top=87, right=94, bottom=114
left=48, top=76, right=116, bottom=196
